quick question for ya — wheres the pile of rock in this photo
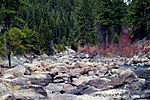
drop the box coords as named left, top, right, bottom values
left=126, top=53, right=150, bottom=66
left=0, top=48, right=149, bottom=100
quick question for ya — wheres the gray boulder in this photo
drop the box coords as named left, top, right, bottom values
left=0, top=84, right=16, bottom=100
left=44, top=83, right=63, bottom=93
left=25, top=72, right=52, bottom=86
left=14, top=88, right=47, bottom=100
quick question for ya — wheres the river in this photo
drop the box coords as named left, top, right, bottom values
left=124, top=65, right=150, bottom=91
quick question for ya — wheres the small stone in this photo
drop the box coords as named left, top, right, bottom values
left=63, top=83, right=74, bottom=89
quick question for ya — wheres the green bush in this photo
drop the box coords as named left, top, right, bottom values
left=54, top=44, right=66, bottom=52
left=6, top=27, right=26, bottom=55
left=113, top=34, right=119, bottom=44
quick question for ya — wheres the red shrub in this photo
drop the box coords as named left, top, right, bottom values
left=78, top=33, right=150, bottom=57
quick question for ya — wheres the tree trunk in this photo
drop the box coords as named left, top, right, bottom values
left=106, top=32, right=109, bottom=44
left=96, top=23, right=102, bottom=47
left=4, top=1, right=11, bottom=67
left=8, top=51, right=11, bottom=67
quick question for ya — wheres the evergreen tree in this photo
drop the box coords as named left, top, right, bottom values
left=95, top=0, right=127, bottom=44
left=128, top=0, right=150, bottom=40
left=76, top=0, right=95, bottom=45
left=110, top=0, right=127, bottom=40
left=6, top=27, right=26, bottom=55
left=95, top=0, right=112, bottom=44
left=1, top=0, right=149, bottom=56
left=0, top=0, right=25, bottom=66
left=22, top=26, right=41, bottom=54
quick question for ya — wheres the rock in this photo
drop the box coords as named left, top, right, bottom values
left=143, top=89, right=150, bottom=99
left=1, top=56, right=29, bottom=68
left=56, top=73, right=69, bottom=79
left=2, top=74, right=16, bottom=79
left=1, top=94, right=16, bottom=100
left=0, top=84, right=16, bottom=100
left=79, top=94, right=114, bottom=100
left=91, top=89, right=130, bottom=99
left=28, top=85, right=47, bottom=97
left=24, top=66, right=32, bottom=75
left=123, top=78, right=145, bottom=94
left=75, top=62, right=89, bottom=68
left=65, top=85, right=96, bottom=95
left=4, top=65, right=30, bottom=78
left=40, top=62, right=50, bottom=69
left=96, top=66, right=108, bottom=76
left=131, top=95, right=141, bottom=99
left=0, top=47, right=149, bottom=100
left=44, top=64, right=56, bottom=71
left=79, top=86, right=97, bottom=95
left=25, top=61, right=56, bottom=72
left=60, top=65, right=70, bottom=73
left=51, top=66, right=69, bottom=75
left=48, top=94, right=82, bottom=100
left=88, top=68, right=100, bottom=76
left=25, top=72, right=52, bottom=86
left=53, top=73, right=69, bottom=83
left=23, top=63, right=39, bottom=71
left=31, top=65, right=42, bottom=72
left=44, top=83, right=63, bottom=93
left=73, top=76, right=97, bottom=86
left=111, top=67, right=125, bottom=75
left=14, top=88, right=47, bottom=100
left=2, top=78, right=29, bottom=88
left=69, top=67, right=91, bottom=76
left=63, top=83, right=74, bottom=89
left=84, top=78, right=111, bottom=90
left=41, top=54, right=49, bottom=58
left=66, top=46, right=76, bottom=54
left=0, top=67, right=7, bottom=77
left=110, top=69, right=138, bottom=85
left=127, top=53, right=150, bottom=66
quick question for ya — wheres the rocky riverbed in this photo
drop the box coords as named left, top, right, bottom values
left=0, top=48, right=150, bottom=100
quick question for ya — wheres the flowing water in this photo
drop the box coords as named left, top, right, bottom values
left=125, top=65, right=150, bottom=81
left=125, top=66, right=150, bottom=98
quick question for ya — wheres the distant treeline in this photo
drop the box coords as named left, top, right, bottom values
left=0, top=0, right=150, bottom=55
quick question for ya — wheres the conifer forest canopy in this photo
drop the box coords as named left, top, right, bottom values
left=0, top=0, right=150, bottom=55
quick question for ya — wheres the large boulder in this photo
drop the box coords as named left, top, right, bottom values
left=14, top=88, right=47, bottom=100
left=73, top=76, right=98, bottom=86
left=44, top=83, right=63, bottom=93
left=53, top=73, right=69, bottom=83
left=84, top=68, right=144, bottom=93
left=4, top=65, right=31, bottom=79
left=25, top=72, right=52, bottom=86
left=84, top=78, right=111, bottom=90
left=90, top=89, right=131, bottom=99
left=48, top=94, right=82, bottom=100
left=2, top=78, right=29, bottom=88
left=109, top=68, right=138, bottom=85
left=65, top=85, right=96, bottom=95
left=69, top=64, right=91, bottom=76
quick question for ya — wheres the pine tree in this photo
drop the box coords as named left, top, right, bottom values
left=111, top=0, right=127, bottom=40
left=95, top=0, right=127, bottom=44
left=95, top=0, right=112, bottom=45
left=6, top=27, right=26, bottom=55
left=22, top=25, right=41, bottom=54
left=128, top=0, right=150, bottom=40
left=75, top=0, right=94, bottom=45
left=0, top=0, right=25, bottom=66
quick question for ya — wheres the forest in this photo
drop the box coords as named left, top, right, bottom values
left=0, top=0, right=150, bottom=56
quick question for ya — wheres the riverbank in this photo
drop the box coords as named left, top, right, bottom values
left=0, top=48, right=150, bottom=100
